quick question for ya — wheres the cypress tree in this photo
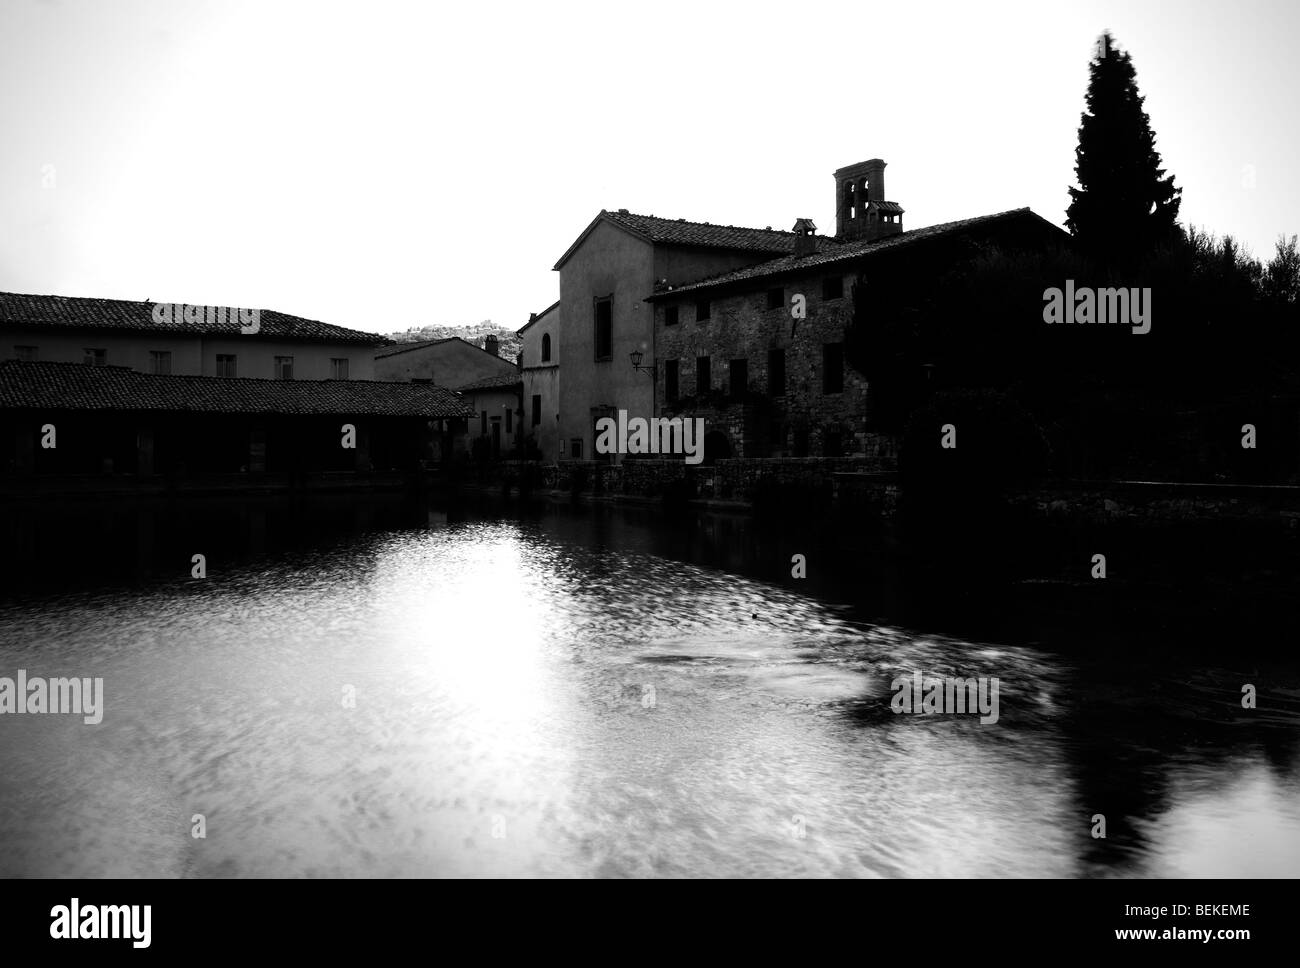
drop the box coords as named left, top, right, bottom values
left=1066, top=32, right=1182, bottom=261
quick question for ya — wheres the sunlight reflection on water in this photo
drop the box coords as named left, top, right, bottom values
left=0, top=518, right=1296, bottom=877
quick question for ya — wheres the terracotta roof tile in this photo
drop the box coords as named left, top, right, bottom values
left=455, top=372, right=522, bottom=392
left=603, top=210, right=844, bottom=254
left=554, top=210, right=842, bottom=269
left=0, top=291, right=387, bottom=346
left=0, top=361, right=473, bottom=418
left=646, top=209, right=1068, bottom=299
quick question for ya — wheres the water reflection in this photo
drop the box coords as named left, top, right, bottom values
left=0, top=495, right=1296, bottom=877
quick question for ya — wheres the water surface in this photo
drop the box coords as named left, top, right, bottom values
left=0, top=498, right=1296, bottom=877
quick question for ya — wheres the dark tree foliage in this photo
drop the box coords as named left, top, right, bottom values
left=1066, top=32, right=1182, bottom=263
left=846, top=226, right=1300, bottom=483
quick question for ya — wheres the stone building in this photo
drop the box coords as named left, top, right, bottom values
left=374, top=334, right=523, bottom=458
left=0, top=359, right=471, bottom=482
left=0, top=291, right=385, bottom=381
left=456, top=371, right=523, bottom=459
left=373, top=334, right=517, bottom=387
left=517, top=300, right=560, bottom=461
left=552, top=209, right=840, bottom=462
left=647, top=202, right=1069, bottom=459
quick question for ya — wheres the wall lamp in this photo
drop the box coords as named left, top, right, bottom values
left=629, top=350, right=655, bottom=376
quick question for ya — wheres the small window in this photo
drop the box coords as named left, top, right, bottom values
left=696, top=299, right=710, bottom=322
left=768, top=348, right=786, bottom=396
left=664, top=305, right=679, bottom=327
left=823, top=343, right=844, bottom=394
left=729, top=358, right=748, bottom=399
left=595, top=296, right=613, bottom=361
left=481, top=411, right=488, bottom=436
left=14, top=345, right=37, bottom=362
left=84, top=348, right=107, bottom=366
left=822, top=275, right=844, bottom=300
left=330, top=358, right=349, bottom=380
left=274, top=356, right=294, bottom=380
left=570, top=438, right=583, bottom=460
left=664, top=359, right=679, bottom=405
left=215, top=354, right=237, bottom=378
left=766, top=287, right=783, bottom=310
left=149, top=350, right=172, bottom=375
left=532, top=394, right=542, bottom=426
left=696, top=356, right=711, bottom=395
left=541, top=333, right=552, bottom=362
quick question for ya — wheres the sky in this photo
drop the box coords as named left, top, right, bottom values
left=1, top=0, right=1297, bottom=335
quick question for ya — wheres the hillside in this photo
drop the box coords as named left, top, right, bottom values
left=383, top=320, right=521, bottom=364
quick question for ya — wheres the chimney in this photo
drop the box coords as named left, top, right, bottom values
left=834, top=158, right=904, bottom=242
left=484, top=335, right=499, bottom=357
left=792, top=218, right=818, bottom=257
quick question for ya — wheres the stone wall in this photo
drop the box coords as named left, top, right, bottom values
left=654, top=272, right=871, bottom=457
left=502, top=455, right=898, bottom=505
left=1008, top=481, right=1300, bottom=528
left=494, top=458, right=1300, bottom=537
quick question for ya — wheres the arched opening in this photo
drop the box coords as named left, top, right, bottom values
left=541, top=333, right=551, bottom=362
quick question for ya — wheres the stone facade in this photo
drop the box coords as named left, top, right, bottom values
left=653, top=269, right=872, bottom=457
left=552, top=211, right=824, bottom=463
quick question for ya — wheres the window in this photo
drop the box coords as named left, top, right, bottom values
left=729, top=358, right=748, bottom=399
left=595, top=296, right=613, bottom=360
left=274, top=356, right=294, bottom=380
left=481, top=411, right=488, bottom=436
left=665, top=305, right=679, bottom=327
left=83, top=348, right=106, bottom=366
left=14, top=345, right=37, bottom=362
left=766, top=287, right=784, bottom=310
left=149, top=350, right=172, bottom=375
left=696, top=299, right=710, bottom=322
left=696, top=355, right=711, bottom=395
left=532, top=394, right=542, bottom=426
left=570, top=438, right=583, bottom=460
left=215, top=354, right=237, bottom=378
left=541, top=333, right=551, bottom=362
left=822, top=275, right=844, bottom=300
left=823, top=343, right=844, bottom=393
left=330, top=358, right=349, bottom=380
left=768, top=348, right=786, bottom=396
left=506, top=407, right=513, bottom=433
left=664, top=359, right=679, bottom=405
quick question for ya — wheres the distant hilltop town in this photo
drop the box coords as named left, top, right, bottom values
left=384, top=321, right=520, bottom=365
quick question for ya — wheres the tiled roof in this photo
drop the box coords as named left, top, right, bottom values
left=374, top=337, right=458, bottom=358
left=554, top=210, right=842, bottom=269
left=645, top=208, right=1068, bottom=299
left=455, top=372, right=522, bottom=392
left=0, top=291, right=387, bottom=346
left=374, top=336, right=516, bottom=369
left=0, top=361, right=473, bottom=418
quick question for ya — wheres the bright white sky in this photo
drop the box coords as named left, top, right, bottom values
left=1, top=0, right=1297, bottom=335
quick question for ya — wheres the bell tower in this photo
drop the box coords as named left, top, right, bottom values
left=834, top=158, right=904, bottom=242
